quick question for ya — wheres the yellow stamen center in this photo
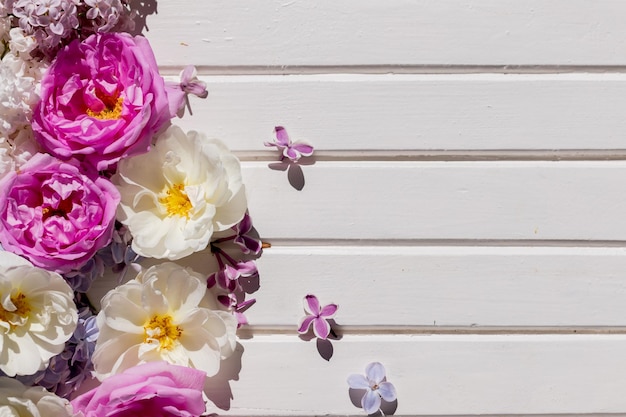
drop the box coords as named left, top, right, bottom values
left=143, top=314, right=182, bottom=351
left=159, top=183, right=192, bottom=217
left=0, top=293, right=31, bottom=327
left=87, top=96, right=124, bottom=120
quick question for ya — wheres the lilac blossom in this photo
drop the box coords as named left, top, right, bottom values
left=208, top=260, right=258, bottom=292
left=218, top=293, right=256, bottom=328
left=264, top=126, right=314, bottom=162
left=297, top=294, right=338, bottom=340
left=166, top=65, right=208, bottom=117
left=61, top=224, right=139, bottom=291
left=348, top=362, right=397, bottom=415
left=207, top=213, right=261, bottom=326
left=10, top=0, right=79, bottom=58
left=77, top=0, right=137, bottom=37
left=233, top=212, right=262, bottom=255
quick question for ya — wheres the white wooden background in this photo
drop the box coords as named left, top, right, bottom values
left=143, top=1, right=626, bottom=415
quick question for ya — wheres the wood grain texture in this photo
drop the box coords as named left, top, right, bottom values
left=212, top=334, right=626, bottom=415
left=241, top=161, right=626, bottom=241
left=145, top=0, right=626, bottom=68
left=172, top=74, right=626, bottom=152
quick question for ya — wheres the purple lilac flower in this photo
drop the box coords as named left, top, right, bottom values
left=348, top=362, right=397, bottom=415
left=81, top=0, right=135, bottom=34
left=62, top=254, right=106, bottom=292
left=297, top=294, right=338, bottom=340
left=208, top=214, right=261, bottom=326
left=10, top=0, right=80, bottom=59
left=264, top=126, right=314, bottom=162
left=166, top=65, right=208, bottom=117
left=179, top=65, right=208, bottom=98
left=208, top=260, right=258, bottom=292
left=61, top=224, right=139, bottom=291
left=218, top=293, right=256, bottom=328
left=233, top=212, right=262, bottom=255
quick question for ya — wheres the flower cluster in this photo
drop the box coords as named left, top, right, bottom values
left=0, top=5, right=263, bottom=415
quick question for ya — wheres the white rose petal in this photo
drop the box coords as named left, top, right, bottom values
left=0, top=253, right=78, bottom=377
left=92, top=262, right=237, bottom=381
left=0, top=377, right=74, bottom=417
left=113, top=125, right=247, bottom=260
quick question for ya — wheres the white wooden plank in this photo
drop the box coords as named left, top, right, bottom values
left=87, top=246, right=626, bottom=327
left=240, top=161, right=626, bottom=241
left=74, top=334, right=626, bottom=415
left=247, top=246, right=626, bottom=327
left=145, top=0, right=626, bottom=67
left=213, top=334, right=626, bottom=415
left=172, top=74, right=626, bottom=151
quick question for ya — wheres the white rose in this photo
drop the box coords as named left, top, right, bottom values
left=113, top=125, right=247, bottom=260
left=0, top=378, right=74, bottom=417
left=0, top=252, right=78, bottom=376
left=92, top=262, right=237, bottom=380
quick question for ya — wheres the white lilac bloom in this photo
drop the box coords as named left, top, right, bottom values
left=92, top=262, right=238, bottom=381
left=0, top=377, right=74, bottom=417
left=113, top=125, right=247, bottom=260
left=348, top=362, right=397, bottom=415
left=0, top=252, right=78, bottom=377
left=0, top=51, right=46, bottom=139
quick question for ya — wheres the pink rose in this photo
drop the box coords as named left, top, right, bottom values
left=32, top=33, right=172, bottom=171
left=0, top=153, right=120, bottom=274
left=71, top=362, right=207, bottom=417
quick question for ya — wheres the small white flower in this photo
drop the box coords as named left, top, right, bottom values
left=0, top=377, right=74, bottom=417
left=8, top=28, right=37, bottom=58
left=0, top=52, right=46, bottom=139
left=113, top=125, right=248, bottom=260
left=0, top=252, right=78, bottom=377
left=92, top=262, right=238, bottom=380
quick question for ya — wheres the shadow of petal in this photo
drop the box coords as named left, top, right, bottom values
left=380, top=398, right=398, bottom=416
left=316, top=338, right=334, bottom=361
left=203, top=342, right=244, bottom=410
left=287, top=163, right=305, bottom=190
left=127, top=0, right=159, bottom=35
left=268, top=161, right=289, bottom=172
left=349, top=388, right=366, bottom=408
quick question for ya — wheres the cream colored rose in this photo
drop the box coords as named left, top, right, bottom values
left=92, top=262, right=237, bottom=381
left=0, top=252, right=78, bottom=377
left=112, top=125, right=247, bottom=260
left=0, top=377, right=74, bottom=417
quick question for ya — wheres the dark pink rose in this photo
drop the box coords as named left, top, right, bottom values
left=0, top=153, right=120, bottom=274
left=32, top=32, right=172, bottom=171
left=71, top=362, right=207, bottom=417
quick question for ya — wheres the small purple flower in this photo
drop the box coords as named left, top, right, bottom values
left=297, top=294, right=337, bottom=339
left=166, top=65, right=208, bottom=117
left=179, top=65, right=208, bottom=98
left=218, top=294, right=256, bottom=328
left=208, top=260, right=258, bottom=292
left=348, top=362, right=397, bottom=415
left=233, top=212, right=262, bottom=255
left=265, top=126, right=314, bottom=162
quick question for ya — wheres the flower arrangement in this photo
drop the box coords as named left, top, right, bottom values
left=0, top=2, right=263, bottom=415
left=0, top=3, right=395, bottom=416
